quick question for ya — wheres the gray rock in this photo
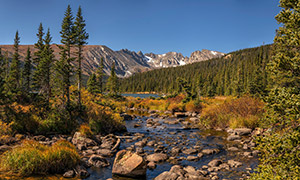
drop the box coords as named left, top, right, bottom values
left=88, top=155, right=110, bottom=167
left=186, top=156, right=199, bottom=161
left=146, top=153, right=168, bottom=162
left=233, top=128, right=252, bottom=136
left=208, top=159, right=222, bottom=167
left=96, top=149, right=113, bottom=157
left=227, top=160, right=242, bottom=168
left=182, top=148, right=198, bottom=155
left=227, top=147, right=239, bottom=151
left=63, top=170, right=75, bottom=178
left=154, top=171, right=179, bottom=180
left=202, top=148, right=220, bottom=155
left=227, top=135, right=241, bottom=141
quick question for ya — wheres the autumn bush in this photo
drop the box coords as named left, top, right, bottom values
left=199, top=96, right=264, bottom=129
left=0, top=140, right=80, bottom=176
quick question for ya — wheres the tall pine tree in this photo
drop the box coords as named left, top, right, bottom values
left=74, top=6, right=89, bottom=108
left=60, top=5, right=75, bottom=108
left=107, top=62, right=118, bottom=96
left=96, top=57, right=104, bottom=93
left=6, top=31, right=21, bottom=99
left=251, top=1, right=300, bottom=179
left=22, top=48, right=31, bottom=94
left=32, top=23, right=44, bottom=91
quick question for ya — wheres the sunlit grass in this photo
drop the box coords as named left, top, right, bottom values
left=0, top=140, right=80, bottom=176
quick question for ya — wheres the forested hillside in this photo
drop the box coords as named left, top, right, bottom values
left=120, top=45, right=272, bottom=97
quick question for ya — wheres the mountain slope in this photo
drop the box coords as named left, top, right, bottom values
left=119, top=45, right=272, bottom=96
left=0, top=45, right=224, bottom=77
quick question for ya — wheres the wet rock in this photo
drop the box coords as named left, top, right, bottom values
left=154, top=171, right=179, bottom=180
left=63, top=170, right=75, bottom=178
left=33, top=135, right=46, bottom=141
left=170, top=147, right=181, bottom=155
left=189, top=117, right=200, bottom=123
left=146, top=153, right=168, bottom=162
left=96, top=149, right=113, bottom=157
left=208, top=159, right=222, bottom=167
left=134, top=123, right=141, bottom=128
left=136, top=147, right=144, bottom=154
left=186, top=156, right=199, bottom=161
left=170, top=165, right=185, bottom=176
left=147, top=161, right=156, bottom=169
left=233, top=128, right=252, bottom=136
left=135, top=139, right=147, bottom=147
left=88, top=155, right=110, bottom=167
left=197, top=153, right=204, bottom=158
left=112, top=150, right=147, bottom=178
left=77, top=144, right=87, bottom=151
left=202, top=148, right=220, bottom=155
left=227, top=135, right=241, bottom=141
left=228, top=147, right=239, bottom=151
left=147, top=140, right=155, bottom=147
left=75, top=165, right=90, bottom=179
left=182, top=148, right=198, bottom=155
left=82, top=149, right=95, bottom=156
left=228, top=160, right=242, bottom=168
left=183, top=166, right=199, bottom=176
left=174, top=112, right=186, bottom=118
left=72, top=132, right=97, bottom=147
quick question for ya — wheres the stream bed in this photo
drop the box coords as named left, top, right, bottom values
left=86, top=115, right=258, bottom=180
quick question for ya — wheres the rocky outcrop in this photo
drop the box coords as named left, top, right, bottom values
left=112, top=150, right=147, bottom=178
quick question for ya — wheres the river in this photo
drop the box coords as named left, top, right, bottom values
left=86, top=114, right=258, bottom=180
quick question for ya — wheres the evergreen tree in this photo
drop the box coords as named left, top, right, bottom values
left=74, top=6, right=89, bottom=108
left=87, top=73, right=98, bottom=94
left=32, top=23, right=44, bottom=90
left=107, top=62, right=118, bottom=96
left=39, top=29, right=54, bottom=103
left=60, top=5, right=75, bottom=108
left=96, top=57, right=104, bottom=93
left=251, top=1, right=300, bottom=179
left=22, top=48, right=31, bottom=94
left=0, top=49, right=5, bottom=103
left=6, top=31, right=21, bottom=99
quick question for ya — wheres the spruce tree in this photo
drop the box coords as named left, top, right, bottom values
left=251, top=1, right=300, bottom=179
left=87, top=73, right=98, bottom=94
left=107, top=62, right=118, bottom=96
left=74, top=6, right=89, bottom=108
left=6, top=31, right=21, bottom=98
left=32, top=23, right=44, bottom=90
left=0, top=49, right=5, bottom=103
left=38, top=29, right=54, bottom=103
left=60, top=5, right=75, bottom=108
left=22, top=48, right=31, bottom=94
left=96, top=57, right=104, bottom=93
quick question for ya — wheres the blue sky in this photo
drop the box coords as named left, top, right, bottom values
left=0, top=0, right=280, bottom=56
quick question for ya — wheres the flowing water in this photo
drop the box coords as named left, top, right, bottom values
left=87, top=115, right=258, bottom=180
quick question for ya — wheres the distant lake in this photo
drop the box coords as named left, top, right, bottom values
left=121, top=93, right=160, bottom=98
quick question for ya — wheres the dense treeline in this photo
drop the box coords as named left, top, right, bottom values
left=120, top=45, right=272, bottom=97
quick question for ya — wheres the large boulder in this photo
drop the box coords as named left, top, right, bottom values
left=146, top=153, right=168, bottom=162
left=112, top=150, right=147, bottom=178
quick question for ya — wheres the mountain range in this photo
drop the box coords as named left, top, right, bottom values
left=0, top=45, right=224, bottom=77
